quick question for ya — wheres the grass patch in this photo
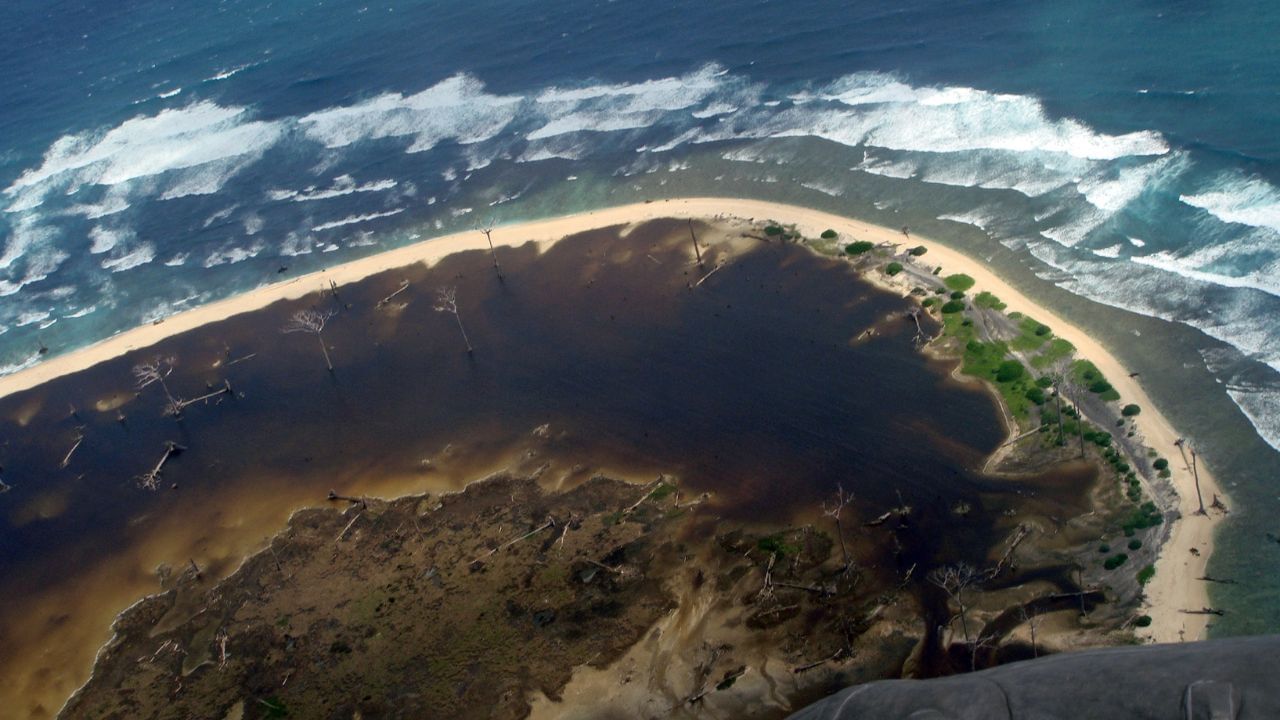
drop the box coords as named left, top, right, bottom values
left=1029, top=337, right=1075, bottom=369
left=944, top=274, right=975, bottom=292
left=1011, top=315, right=1053, bottom=352
left=1073, top=359, right=1121, bottom=401
left=757, top=534, right=800, bottom=558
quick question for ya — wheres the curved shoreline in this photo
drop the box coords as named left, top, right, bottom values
left=0, top=197, right=1222, bottom=643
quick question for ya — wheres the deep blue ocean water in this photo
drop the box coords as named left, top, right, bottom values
left=1, top=0, right=1278, bottom=634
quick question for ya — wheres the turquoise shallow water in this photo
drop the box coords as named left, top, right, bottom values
left=0, top=0, right=1277, bottom=634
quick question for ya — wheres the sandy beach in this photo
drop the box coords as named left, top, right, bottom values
left=0, top=197, right=1222, bottom=643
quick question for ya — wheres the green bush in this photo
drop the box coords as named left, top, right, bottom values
left=922, top=298, right=936, bottom=308
left=821, top=229, right=837, bottom=239
left=940, top=300, right=965, bottom=313
left=1103, top=553, right=1129, bottom=570
left=1121, top=502, right=1164, bottom=535
left=1122, top=404, right=1141, bottom=417
left=932, top=266, right=942, bottom=275
left=1089, top=379, right=1114, bottom=395
left=1153, top=458, right=1168, bottom=471
left=1137, top=565, right=1156, bottom=585
left=1025, top=387, right=1046, bottom=405
left=1134, top=615, right=1152, bottom=627
left=1098, top=544, right=1111, bottom=553
left=765, top=225, right=784, bottom=236
left=1034, top=323, right=1052, bottom=336
left=845, top=240, right=875, bottom=255
left=996, top=360, right=1025, bottom=382
left=1128, top=538, right=1143, bottom=551
left=885, top=261, right=904, bottom=276
left=909, top=245, right=928, bottom=256
left=974, top=291, right=1007, bottom=310
left=944, top=274, right=976, bottom=292
left=1036, top=376, right=1054, bottom=388
left=950, top=290, right=965, bottom=299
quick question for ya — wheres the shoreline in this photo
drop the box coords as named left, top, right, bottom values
left=0, top=197, right=1222, bottom=641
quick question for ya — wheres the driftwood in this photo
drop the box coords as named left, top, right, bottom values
left=1211, top=495, right=1229, bottom=514
left=774, top=581, right=835, bottom=596
left=468, top=517, right=557, bottom=566
left=327, top=490, right=368, bottom=509
left=171, top=380, right=234, bottom=413
left=987, top=524, right=1032, bottom=578
left=621, top=478, right=666, bottom=516
left=377, top=280, right=411, bottom=308
left=693, top=260, right=727, bottom=288
left=865, top=511, right=893, bottom=527
left=794, top=648, right=846, bottom=674
left=1199, top=576, right=1238, bottom=585
left=335, top=511, right=364, bottom=543
left=225, top=353, right=257, bottom=367
left=60, top=430, right=85, bottom=469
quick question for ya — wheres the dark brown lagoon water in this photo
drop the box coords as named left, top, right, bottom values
left=0, top=219, right=1090, bottom=716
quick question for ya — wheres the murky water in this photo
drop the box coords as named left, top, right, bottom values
left=0, top=219, right=1090, bottom=717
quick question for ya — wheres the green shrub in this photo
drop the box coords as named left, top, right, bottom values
left=1025, top=387, right=1046, bottom=405
left=1134, top=615, right=1152, bottom=627
left=757, top=535, right=799, bottom=557
left=1122, top=404, right=1141, bottom=417
left=950, top=290, right=965, bottom=299
left=845, top=240, right=875, bottom=255
left=885, top=261, right=904, bottom=276
left=1089, top=379, right=1114, bottom=395
left=1034, top=323, right=1052, bottom=336
left=1103, top=553, right=1129, bottom=570
left=1098, top=544, right=1111, bottom=553
left=765, top=225, right=784, bottom=236
left=922, top=298, right=936, bottom=308
left=932, top=266, right=942, bottom=275
left=944, top=274, right=976, bottom=292
left=1121, top=502, right=1163, bottom=535
left=909, top=245, right=928, bottom=256
left=821, top=229, right=837, bottom=239
left=1137, top=565, right=1156, bottom=585
left=996, top=360, right=1025, bottom=383
left=940, top=300, right=965, bottom=313
left=974, top=291, right=1007, bottom=310
left=1153, top=458, right=1169, bottom=471
left=1036, top=376, right=1054, bottom=388
left=1128, top=538, right=1143, bottom=551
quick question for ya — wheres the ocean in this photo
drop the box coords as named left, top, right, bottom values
left=1, top=0, right=1277, bottom=635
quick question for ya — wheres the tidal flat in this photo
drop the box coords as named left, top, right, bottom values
left=0, top=218, right=1128, bottom=718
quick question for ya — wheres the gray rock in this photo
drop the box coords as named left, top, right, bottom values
left=788, top=636, right=1279, bottom=720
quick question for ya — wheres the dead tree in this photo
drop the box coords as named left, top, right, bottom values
left=137, top=441, right=186, bottom=490
left=434, top=286, right=473, bottom=353
left=928, top=562, right=980, bottom=650
left=822, top=484, right=854, bottom=571
left=1054, top=359, right=1086, bottom=458
left=1019, top=605, right=1039, bottom=658
left=133, top=355, right=179, bottom=407
left=477, top=221, right=504, bottom=280
left=60, top=428, right=85, bottom=469
left=688, top=219, right=703, bottom=267
left=377, top=279, right=411, bottom=308
left=169, top=379, right=234, bottom=413
left=281, top=308, right=338, bottom=371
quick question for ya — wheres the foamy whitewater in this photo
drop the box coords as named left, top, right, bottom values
left=1, top=0, right=1278, bottom=635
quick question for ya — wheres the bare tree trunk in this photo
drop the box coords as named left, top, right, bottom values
left=482, top=229, right=503, bottom=280
left=955, top=589, right=971, bottom=645
left=454, top=314, right=473, bottom=353
left=1054, top=387, right=1064, bottom=445
left=317, top=332, right=333, bottom=371
left=688, top=219, right=703, bottom=267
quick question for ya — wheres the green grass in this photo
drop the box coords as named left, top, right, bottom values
left=1011, top=315, right=1053, bottom=352
left=944, top=273, right=975, bottom=292
left=1137, top=564, right=1156, bottom=585
left=1029, top=337, right=1076, bottom=369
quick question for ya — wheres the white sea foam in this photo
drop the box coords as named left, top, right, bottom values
left=164, top=252, right=188, bottom=267
left=799, top=180, right=843, bottom=197
left=280, top=232, right=315, bottom=256
left=101, top=243, right=156, bottom=272
left=242, top=212, right=264, bottom=235
left=15, top=310, right=51, bottom=328
left=0, top=351, right=42, bottom=376
left=298, top=74, right=521, bottom=152
left=269, top=175, right=398, bottom=202
left=1181, top=172, right=1280, bottom=233
left=203, top=241, right=265, bottom=267
left=64, top=305, right=97, bottom=319
left=311, top=208, right=405, bottom=232
left=88, top=226, right=126, bottom=253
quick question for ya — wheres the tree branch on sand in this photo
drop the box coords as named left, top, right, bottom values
left=928, top=562, right=982, bottom=667
left=434, top=286, right=473, bottom=354
left=281, top=308, right=338, bottom=371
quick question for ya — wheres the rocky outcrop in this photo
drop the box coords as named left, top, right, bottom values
left=787, top=635, right=1279, bottom=719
